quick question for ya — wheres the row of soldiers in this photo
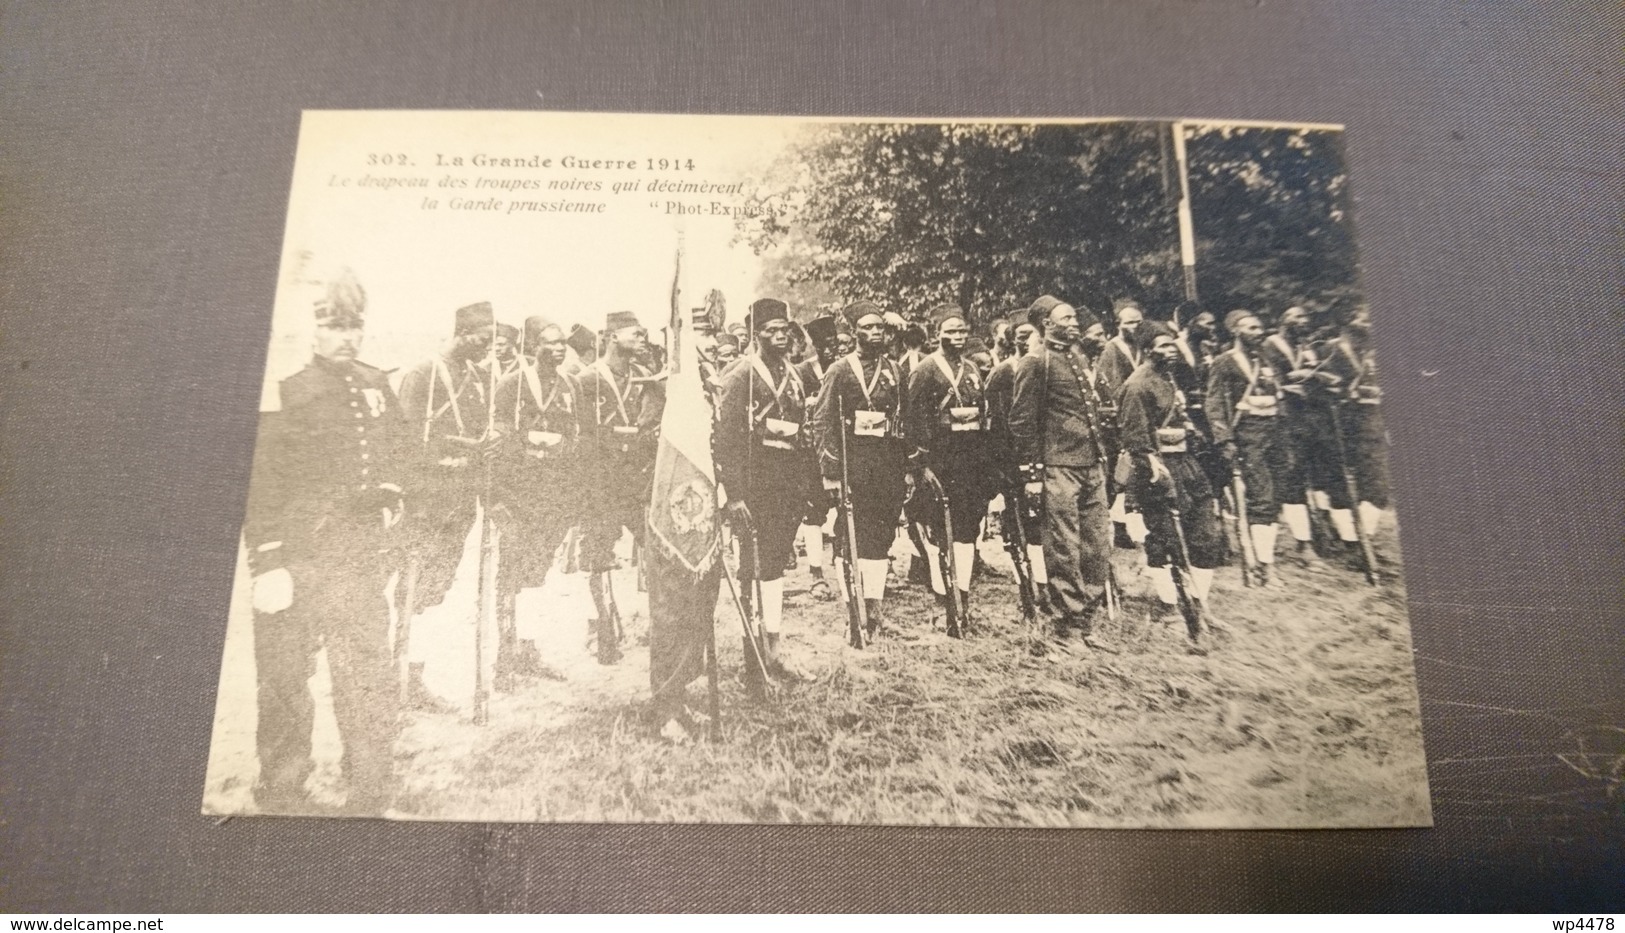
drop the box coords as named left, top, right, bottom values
left=697, top=293, right=1388, bottom=655
left=240, top=261, right=1388, bottom=812
left=243, top=270, right=678, bottom=813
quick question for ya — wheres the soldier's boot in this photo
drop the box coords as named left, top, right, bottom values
left=405, top=662, right=457, bottom=714
left=1292, top=539, right=1327, bottom=571
left=763, top=632, right=805, bottom=682
left=1256, top=562, right=1282, bottom=589
left=958, top=589, right=974, bottom=635
left=1193, top=598, right=1227, bottom=634
left=1113, top=522, right=1138, bottom=550
left=1036, top=589, right=1054, bottom=618
left=864, top=598, right=884, bottom=638
left=513, top=637, right=565, bottom=682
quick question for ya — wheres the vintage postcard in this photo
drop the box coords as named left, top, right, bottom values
left=203, top=111, right=1431, bottom=827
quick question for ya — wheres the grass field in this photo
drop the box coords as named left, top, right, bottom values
left=204, top=510, right=1432, bottom=828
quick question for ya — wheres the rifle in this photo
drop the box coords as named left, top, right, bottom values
left=834, top=393, right=869, bottom=648
left=1165, top=501, right=1207, bottom=643
left=719, top=518, right=773, bottom=699
left=732, top=506, right=772, bottom=682
left=1104, top=561, right=1120, bottom=623
left=1328, top=401, right=1379, bottom=585
left=1229, top=468, right=1258, bottom=586
left=1001, top=484, right=1040, bottom=626
left=472, top=325, right=499, bottom=726
left=916, top=468, right=965, bottom=638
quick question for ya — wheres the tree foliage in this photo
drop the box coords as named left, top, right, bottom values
left=737, top=121, right=1362, bottom=331
left=1186, top=126, right=1363, bottom=323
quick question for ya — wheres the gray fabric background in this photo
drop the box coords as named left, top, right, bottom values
left=1, top=0, right=1620, bottom=912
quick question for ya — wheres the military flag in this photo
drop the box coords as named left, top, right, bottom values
left=644, top=246, right=724, bottom=722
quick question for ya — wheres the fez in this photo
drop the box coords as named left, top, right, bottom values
left=313, top=268, right=367, bottom=329
left=1225, top=309, right=1258, bottom=332
left=929, top=303, right=967, bottom=330
left=804, top=315, right=838, bottom=346
left=843, top=300, right=884, bottom=328
left=523, top=315, right=555, bottom=348
left=714, top=332, right=741, bottom=350
left=605, top=310, right=641, bottom=333
left=748, top=298, right=790, bottom=331
left=1075, top=304, right=1102, bottom=332
left=566, top=323, right=597, bottom=355
left=965, top=335, right=990, bottom=356
left=495, top=322, right=519, bottom=341
left=454, top=301, right=495, bottom=335
left=1136, top=319, right=1178, bottom=356
left=1026, top=294, right=1062, bottom=329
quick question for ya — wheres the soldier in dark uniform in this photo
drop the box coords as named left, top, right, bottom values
left=394, top=302, right=498, bottom=706
left=1098, top=300, right=1145, bottom=395
left=491, top=322, right=521, bottom=377
left=488, top=316, right=579, bottom=687
left=715, top=299, right=809, bottom=672
left=712, top=331, right=742, bottom=370
left=1174, top=306, right=1230, bottom=500
left=1264, top=305, right=1361, bottom=557
left=795, top=314, right=841, bottom=599
left=905, top=304, right=990, bottom=631
left=561, top=323, right=597, bottom=379
left=985, top=318, right=1051, bottom=608
left=1322, top=307, right=1390, bottom=544
left=1008, top=296, right=1114, bottom=645
left=1118, top=322, right=1228, bottom=631
left=243, top=266, right=406, bottom=815
left=812, top=300, right=909, bottom=633
left=575, top=310, right=664, bottom=663
left=1207, top=309, right=1290, bottom=585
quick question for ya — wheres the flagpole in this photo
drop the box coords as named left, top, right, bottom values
left=1172, top=121, right=1199, bottom=322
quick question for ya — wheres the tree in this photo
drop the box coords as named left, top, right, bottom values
left=1184, top=126, right=1364, bottom=325
left=736, top=122, right=1185, bottom=331
left=736, top=121, right=1366, bottom=334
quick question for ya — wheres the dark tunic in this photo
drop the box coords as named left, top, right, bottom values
left=1206, top=347, right=1291, bottom=526
left=1008, top=343, right=1113, bottom=628
left=489, top=362, right=581, bottom=593
left=1321, top=335, right=1390, bottom=507
left=1262, top=333, right=1343, bottom=506
left=1098, top=335, right=1141, bottom=396
left=396, top=353, right=491, bottom=612
left=1118, top=363, right=1226, bottom=569
left=714, top=351, right=810, bottom=581
left=983, top=355, right=1021, bottom=485
left=242, top=356, right=407, bottom=805
left=812, top=351, right=908, bottom=560
left=574, top=357, right=664, bottom=572
left=1008, top=344, right=1110, bottom=472
left=905, top=350, right=989, bottom=545
left=794, top=356, right=833, bottom=521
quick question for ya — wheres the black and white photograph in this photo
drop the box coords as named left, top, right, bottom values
left=202, top=110, right=1431, bottom=828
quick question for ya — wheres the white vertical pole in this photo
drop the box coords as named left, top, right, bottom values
left=1172, top=122, right=1199, bottom=313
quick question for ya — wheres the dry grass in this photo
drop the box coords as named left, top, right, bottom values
left=365, top=519, right=1433, bottom=827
